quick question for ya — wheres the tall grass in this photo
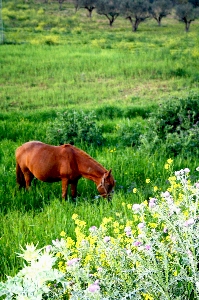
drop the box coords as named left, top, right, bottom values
left=1, top=0, right=199, bottom=282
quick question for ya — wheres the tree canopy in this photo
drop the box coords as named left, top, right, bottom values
left=96, top=0, right=120, bottom=26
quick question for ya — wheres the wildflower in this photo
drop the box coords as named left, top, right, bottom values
left=72, top=213, right=78, bottom=220
left=67, top=258, right=80, bottom=266
left=196, top=166, right=199, bottom=171
left=161, top=191, right=170, bottom=198
left=164, top=164, right=169, bottom=170
left=88, top=281, right=100, bottom=293
left=184, top=218, right=195, bottom=227
left=126, top=249, right=132, bottom=255
left=138, top=222, right=145, bottom=229
left=184, top=168, right=190, bottom=173
left=45, top=245, right=52, bottom=253
left=153, top=186, right=158, bottom=192
left=142, top=293, right=154, bottom=300
left=149, top=198, right=157, bottom=208
left=17, top=243, right=40, bottom=262
left=89, top=226, right=97, bottom=232
left=103, top=236, right=110, bottom=243
left=134, top=241, right=142, bottom=247
left=124, top=226, right=132, bottom=237
left=127, top=204, right=132, bottom=209
left=60, top=231, right=66, bottom=237
left=145, top=244, right=151, bottom=250
left=173, top=270, right=178, bottom=276
left=146, top=178, right=150, bottom=183
left=132, top=204, right=141, bottom=211
left=167, top=158, right=173, bottom=164
left=195, top=182, right=199, bottom=189
left=163, top=227, right=168, bottom=233
left=133, top=188, right=137, bottom=193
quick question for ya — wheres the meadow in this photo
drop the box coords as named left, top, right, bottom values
left=1, top=1, right=199, bottom=297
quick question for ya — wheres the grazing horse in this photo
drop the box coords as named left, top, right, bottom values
left=15, top=141, right=115, bottom=200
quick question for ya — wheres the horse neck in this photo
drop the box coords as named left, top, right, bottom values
left=75, top=148, right=106, bottom=185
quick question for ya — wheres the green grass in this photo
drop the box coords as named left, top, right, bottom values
left=1, top=0, right=199, bottom=281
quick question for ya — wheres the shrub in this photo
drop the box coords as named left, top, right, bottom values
left=46, top=110, right=104, bottom=146
left=139, top=93, right=199, bottom=156
left=1, top=162, right=199, bottom=299
left=115, top=117, right=146, bottom=147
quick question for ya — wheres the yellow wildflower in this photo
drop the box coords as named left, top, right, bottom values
left=167, top=158, right=173, bottom=164
left=142, top=293, right=154, bottom=300
left=60, top=231, right=66, bottom=237
left=72, top=214, right=78, bottom=220
left=148, top=222, right=157, bottom=229
left=133, top=188, right=137, bottom=193
left=127, top=204, right=132, bottom=209
left=146, top=178, right=150, bottom=184
left=153, top=186, right=158, bottom=192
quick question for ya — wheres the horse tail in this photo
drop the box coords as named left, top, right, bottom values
left=16, top=162, right=25, bottom=188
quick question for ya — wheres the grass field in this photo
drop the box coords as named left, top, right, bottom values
left=1, top=1, right=199, bottom=282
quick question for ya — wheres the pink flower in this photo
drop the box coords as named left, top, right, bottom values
left=145, top=244, right=151, bottom=250
left=134, top=241, right=142, bottom=247
left=89, top=226, right=97, bottom=232
left=184, top=218, right=195, bottom=227
left=103, top=236, right=110, bottom=243
left=163, top=227, right=168, bottom=233
left=132, top=204, right=141, bottom=211
left=45, top=245, right=52, bottom=253
left=88, top=281, right=100, bottom=293
left=138, top=222, right=145, bottom=229
left=67, top=258, right=80, bottom=266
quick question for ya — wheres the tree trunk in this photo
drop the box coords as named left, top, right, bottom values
left=133, top=18, right=140, bottom=32
left=185, top=20, right=191, bottom=32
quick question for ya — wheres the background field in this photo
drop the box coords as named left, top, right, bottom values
left=1, top=1, right=199, bottom=281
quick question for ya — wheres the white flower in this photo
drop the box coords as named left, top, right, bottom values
left=17, top=243, right=41, bottom=262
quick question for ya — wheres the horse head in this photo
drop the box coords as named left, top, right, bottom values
left=97, top=169, right=115, bottom=200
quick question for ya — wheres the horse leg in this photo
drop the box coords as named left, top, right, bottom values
left=24, top=170, right=34, bottom=190
left=70, top=179, right=78, bottom=199
left=16, top=162, right=26, bottom=189
left=61, top=178, right=69, bottom=199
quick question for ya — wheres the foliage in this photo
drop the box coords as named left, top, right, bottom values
left=96, top=0, right=120, bottom=26
left=175, top=3, right=199, bottom=31
left=149, top=0, right=173, bottom=26
left=139, top=93, right=199, bottom=156
left=120, top=0, right=150, bottom=31
left=46, top=110, right=104, bottom=146
left=1, top=163, right=199, bottom=299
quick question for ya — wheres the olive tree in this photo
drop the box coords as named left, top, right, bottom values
left=96, top=0, right=120, bottom=26
left=120, top=0, right=150, bottom=31
left=73, top=0, right=96, bottom=17
left=150, top=0, right=173, bottom=25
left=175, top=2, right=199, bottom=31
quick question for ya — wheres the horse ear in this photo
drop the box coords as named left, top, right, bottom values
left=107, top=169, right=112, bottom=176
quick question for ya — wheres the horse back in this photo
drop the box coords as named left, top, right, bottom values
left=16, top=141, right=79, bottom=181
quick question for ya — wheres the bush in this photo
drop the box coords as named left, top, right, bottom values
left=1, top=162, right=199, bottom=299
left=139, top=93, right=199, bottom=156
left=115, top=118, right=146, bottom=147
left=46, top=110, right=104, bottom=146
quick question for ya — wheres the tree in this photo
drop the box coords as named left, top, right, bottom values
left=175, top=2, right=199, bottom=31
left=58, top=0, right=64, bottom=10
left=73, top=0, right=96, bottom=17
left=150, top=0, right=173, bottom=25
left=96, top=0, right=120, bottom=26
left=120, top=0, right=150, bottom=32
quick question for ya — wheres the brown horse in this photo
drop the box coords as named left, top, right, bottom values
left=15, top=141, right=115, bottom=200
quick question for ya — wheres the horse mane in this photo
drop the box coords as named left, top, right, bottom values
left=64, top=144, right=106, bottom=171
